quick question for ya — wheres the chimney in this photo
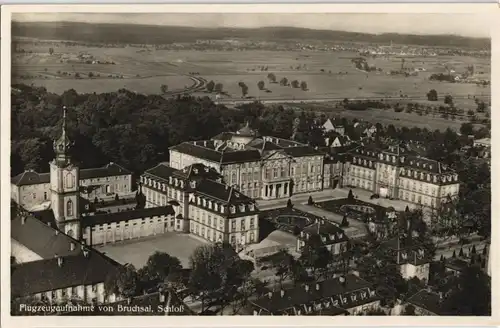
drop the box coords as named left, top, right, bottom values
left=70, top=242, right=75, bottom=251
left=280, top=290, right=285, bottom=298
left=55, top=229, right=59, bottom=235
left=47, top=222, right=51, bottom=227
left=339, top=276, right=346, bottom=286
left=268, top=292, right=273, bottom=299
left=315, top=284, right=320, bottom=291
left=57, top=257, right=63, bottom=267
left=83, top=249, right=89, bottom=257
left=305, top=285, right=309, bottom=292
left=21, top=216, right=26, bottom=225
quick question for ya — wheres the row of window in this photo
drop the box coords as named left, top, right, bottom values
left=91, top=217, right=169, bottom=231
left=190, top=223, right=256, bottom=243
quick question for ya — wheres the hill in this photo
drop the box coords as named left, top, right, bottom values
left=12, top=21, right=490, bottom=49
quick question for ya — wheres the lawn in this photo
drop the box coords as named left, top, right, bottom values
left=13, top=42, right=490, bottom=103
left=97, top=232, right=208, bottom=269
left=315, top=197, right=389, bottom=222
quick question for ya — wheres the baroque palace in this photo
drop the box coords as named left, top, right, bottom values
left=168, top=123, right=460, bottom=208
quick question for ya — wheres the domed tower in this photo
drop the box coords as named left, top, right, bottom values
left=231, top=121, right=258, bottom=146
left=49, top=107, right=81, bottom=238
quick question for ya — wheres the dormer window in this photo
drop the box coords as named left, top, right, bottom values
left=429, top=165, right=433, bottom=170
left=239, top=204, right=245, bottom=212
left=250, top=204, right=255, bottom=211
left=392, top=156, right=396, bottom=163
left=169, top=177, right=173, bottom=184
left=208, top=200, right=212, bottom=209
left=197, top=197, right=201, bottom=205
left=203, top=199, right=207, bottom=207
left=230, top=206, right=236, bottom=214
left=180, top=181, right=184, bottom=188
left=162, top=183, right=166, bottom=191
left=221, top=205, right=226, bottom=213
left=417, top=162, right=420, bottom=167
left=214, top=203, right=218, bottom=211
left=427, top=174, right=430, bottom=181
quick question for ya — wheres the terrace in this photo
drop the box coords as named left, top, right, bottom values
left=315, top=198, right=395, bottom=223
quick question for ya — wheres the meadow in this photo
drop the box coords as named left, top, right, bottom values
left=13, top=41, right=490, bottom=107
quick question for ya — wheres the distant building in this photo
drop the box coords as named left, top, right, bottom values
left=11, top=162, right=133, bottom=211
left=297, top=221, right=349, bottom=256
left=473, top=138, right=491, bottom=158
left=322, top=119, right=345, bottom=136
left=250, top=274, right=381, bottom=315
left=405, top=290, right=444, bottom=316
left=382, top=235, right=431, bottom=282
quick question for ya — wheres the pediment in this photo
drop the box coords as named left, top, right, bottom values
left=262, top=150, right=290, bottom=161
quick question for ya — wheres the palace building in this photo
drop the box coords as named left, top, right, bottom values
left=344, top=144, right=460, bottom=209
left=141, top=162, right=260, bottom=250
left=169, top=122, right=327, bottom=200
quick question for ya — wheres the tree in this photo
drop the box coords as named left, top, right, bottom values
left=188, top=243, right=254, bottom=314
left=238, top=82, right=248, bottom=98
left=427, top=89, right=438, bottom=101
left=442, top=266, right=491, bottom=315
left=460, top=123, right=474, bottom=136
left=160, top=84, right=168, bottom=94
left=206, top=80, right=215, bottom=92
left=49, top=47, right=54, bottom=55
left=341, top=215, right=349, bottom=227
left=307, top=195, right=314, bottom=205
left=74, top=72, right=81, bottom=79
left=444, top=95, right=453, bottom=105
left=348, top=189, right=354, bottom=201
left=214, top=83, right=223, bottom=93
left=140, top=251, right=182, bottom=291
left=88, top=72, right=94, bottom=78
left=104, top=265, right=140, bottom=298
left=299, top=234, right=333, bottom=278
left=291, top=80, right=300, bottom=88
left=279, top=77, right=288, bottom=86
left=286, top=199, right=293, bottom=208
left=267, top=73, right=276, bottom=83
left=300, top=81, right=308, bottom=91
left=257, top=80, right=265, bottom=91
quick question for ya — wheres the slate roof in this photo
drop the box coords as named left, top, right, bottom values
left=250, top=274, right=379, bottom=315
left=11, top=163, right=131, bottom=187
left=301, top=222, right=349, bottom=245
left=171, top=135, right=320, bottom=164
left=80, top=162, right=131, bottom=179
left=11, top=213, right=82, bottom=260
left=283, top=146, right=325, bottom=158
left=11, top=171, right=50, bottom=186
left=11, top=252, right=120, bottom=297
left=82, top=206, right=175, bottom=227
left=406, top=290, right=443, bottom=315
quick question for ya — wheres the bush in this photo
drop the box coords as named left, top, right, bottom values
left=307, top=196, right=314, bottom=205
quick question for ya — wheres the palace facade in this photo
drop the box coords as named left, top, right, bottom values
left=141, top=162, right=260, bottom=250
left=344, top=144, right=460, bottom=209
left=169, top=123, right=328, bottom=200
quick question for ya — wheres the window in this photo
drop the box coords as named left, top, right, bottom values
left=43, top=192, right=48, bottom=200
left=66, top=200, right=73, bottom=216
left=32, top=193, right=36, bottom=200
left=273, top=168, right=278, bottom=178
left=66, top=173, right=75, bottom=189
left=231, top=220, right=236, bottom=231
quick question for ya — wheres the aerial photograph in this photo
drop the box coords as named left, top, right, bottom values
left=9, top=12, right=491, bottom=316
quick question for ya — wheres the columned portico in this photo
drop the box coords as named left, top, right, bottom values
left=262, top=181, right=291, bottom=199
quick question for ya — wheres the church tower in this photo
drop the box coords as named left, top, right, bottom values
left=50, top=107, right=81, bottom=239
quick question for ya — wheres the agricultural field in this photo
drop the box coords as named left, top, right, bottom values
left=13, top=40, right=490, bottom=106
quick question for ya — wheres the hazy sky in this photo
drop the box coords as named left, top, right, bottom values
left=13, top=13, right=491, bottom=38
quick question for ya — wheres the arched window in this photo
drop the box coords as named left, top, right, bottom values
left=66, top=173, right=74, bottom=189
left=67, top=199, right=73, bottom=216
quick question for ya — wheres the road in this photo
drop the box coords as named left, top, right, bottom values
left=214, top=94, right=474, bottom=106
